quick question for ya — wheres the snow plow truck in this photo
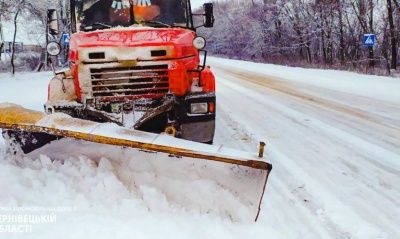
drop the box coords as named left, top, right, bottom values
left=0, top=0, right=272, bottom=221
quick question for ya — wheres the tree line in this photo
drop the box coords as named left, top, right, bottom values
left=198, top=0, right=400, bottom=75
left=1, top=0, right=399, bottom=75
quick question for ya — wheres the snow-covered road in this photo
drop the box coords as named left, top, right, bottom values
left=209, top=57, right=400, bottom=238
left=1, top=57, right=399, bottom=238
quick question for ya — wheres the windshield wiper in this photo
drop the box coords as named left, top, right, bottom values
left=141, top=21, right=172, bottom=28
left=81, top=22, right=112, bottom=31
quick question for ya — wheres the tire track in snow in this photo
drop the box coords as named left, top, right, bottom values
left=214, top=67, right=400, bottom=136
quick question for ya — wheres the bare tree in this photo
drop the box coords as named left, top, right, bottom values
left=337, top=1, right=345, bottom=65
left=0, top=16, right=4, bottom=61
left=11, top=0, right=26, bottom=75
left=386, top=0, right=397, bottom=70
left=0, top=0, right=11, bottom=62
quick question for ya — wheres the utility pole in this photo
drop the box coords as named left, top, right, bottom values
left=0, top=15, right=4, bottom=62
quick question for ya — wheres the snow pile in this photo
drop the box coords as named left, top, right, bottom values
left=0, top=139, right=260, bottom=238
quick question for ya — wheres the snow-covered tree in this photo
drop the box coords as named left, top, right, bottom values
left=197, top=0, right=399, bottom=74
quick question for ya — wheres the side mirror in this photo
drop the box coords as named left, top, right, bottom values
left=47, top=9, right=59, bottom=35
left=203, top=3, right=214, bottom=28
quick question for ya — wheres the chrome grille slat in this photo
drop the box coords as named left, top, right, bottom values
left=90, top=64, right=169, bottom=100
left=90, top=68, right=167, bottom=76
left=93, top=87, right=170, bottom=94
left=92, top=81, right=169, bottom=88
left=91, top=74, right=169, bottom=81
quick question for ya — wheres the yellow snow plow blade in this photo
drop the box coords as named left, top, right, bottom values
left=0, top=103, right=272, bottom=221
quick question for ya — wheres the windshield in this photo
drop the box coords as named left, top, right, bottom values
left=74, top=0, right=190, bottom=31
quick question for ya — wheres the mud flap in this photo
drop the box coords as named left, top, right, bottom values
left=0, top=103, right=272, bottom=221
left=181, top=120, right=215, bottom=143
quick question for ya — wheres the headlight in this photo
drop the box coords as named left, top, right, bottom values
left=46, top=41, right=61, bottom=56
left=190, top=102, right=208, bottom=114
left=193, top=36, right=206, bottom=50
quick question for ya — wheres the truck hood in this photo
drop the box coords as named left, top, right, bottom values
left=70, top=27, right=196, bottom=48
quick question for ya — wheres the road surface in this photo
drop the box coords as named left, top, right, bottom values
left=210, top=58, right=400, bottom=239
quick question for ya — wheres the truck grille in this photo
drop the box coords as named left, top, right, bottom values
left=90, top=64, right=169, bottom=100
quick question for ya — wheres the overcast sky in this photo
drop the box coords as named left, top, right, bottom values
left=191, top=0, right=211, bottom=9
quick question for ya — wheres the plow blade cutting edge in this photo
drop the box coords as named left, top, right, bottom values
left=0, top=104, right=272, bottom=221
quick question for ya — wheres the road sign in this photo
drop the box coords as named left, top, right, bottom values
left=363, top=34, right=375, bottom=47
left=62, top=33, right=70, bottom=45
